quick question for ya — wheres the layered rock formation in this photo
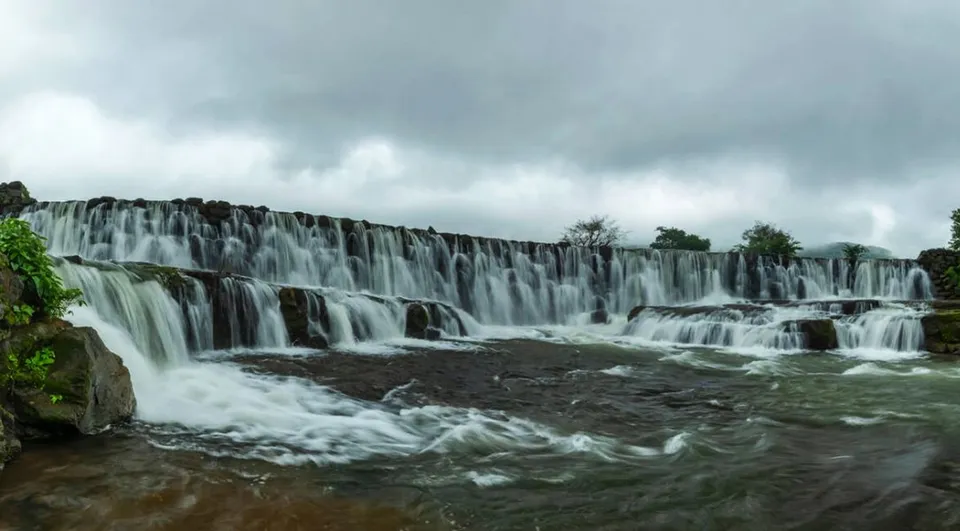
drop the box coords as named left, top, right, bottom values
left=7, top=185, right=932, bottom=325
left=916, top=248, right=960, bottom=300
left=60, top=256, right=469, bottom=349
left=921, top=301, right=960, bottom=355
left=914, top=251, right=960, bottom=353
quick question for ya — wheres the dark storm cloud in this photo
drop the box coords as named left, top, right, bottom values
left=4, top=0, right=960, bottom=256
left=38, top=0, right=960, bottom=183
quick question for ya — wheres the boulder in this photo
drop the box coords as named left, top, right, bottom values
left=916, top=248, right=960, bottom=300
left=784, top=319, right=839, bottom=351
left=0, top=404, right=20, bottom=472
left=589, top=309, right=610, bottom=324
left=278, top=287, right=329, bottom=349
left=921, top=305, right=960, bottom=355
left=11, top=326, right=135, bottom=438
left=405, top=303, right=441, bottom=340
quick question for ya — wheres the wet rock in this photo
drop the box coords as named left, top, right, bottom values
left=11, top=326, right=135, bottom=438
left=590, top=309, right=611, bottom=324
left=404, top=303, right=440, bottom=340
left=921, top=305, right=960, bottom=355
left=917, top=248, right=960, bottom=300
left=278, top=287, right=329, bottom=349
left=0, top=404, right=20, bottom=473
left=0, top=181, right=37, bottom=217
left=785, top=319, right=839, bottom=351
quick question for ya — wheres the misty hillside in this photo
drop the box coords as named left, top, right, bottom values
left=798, top=242, right=894, bottom=259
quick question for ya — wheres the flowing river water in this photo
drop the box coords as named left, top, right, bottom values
left=0, top=200, right=955, bottom=530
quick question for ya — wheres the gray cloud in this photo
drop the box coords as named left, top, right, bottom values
left=2, top=0, right=960, bottom=256
left=44, top=0, right=960, bottom=176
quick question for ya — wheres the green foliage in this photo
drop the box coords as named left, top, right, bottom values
left=0, top=218, right=84, bottom=319
left=2, top=346, right=56, bottom=398
left=560, top=215, right=627, bottom=247
left=0, top=219, right=83, bottom=403
left=734, top=221, right=803, bottom=257
left=4, top=303, right=33, bottom=326
left=950, top=208, right=960, bottom=251
left=946, top=265, right=960, bottom=290
left=841, top=243, right=869, bottom=262
left=649, top=226, right=711, bottom=252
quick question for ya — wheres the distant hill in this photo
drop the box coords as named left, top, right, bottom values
left=798, top=242, right=894, bottom=259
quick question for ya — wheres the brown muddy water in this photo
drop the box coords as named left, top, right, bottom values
left=3, top=339, right=960, bottom=530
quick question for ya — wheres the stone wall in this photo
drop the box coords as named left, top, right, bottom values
left=916, top=248, right=960, bottom=300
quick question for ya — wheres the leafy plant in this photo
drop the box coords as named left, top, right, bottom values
left=2, top=347, right=56, bottom=394
left=841, top=243, right=869, bottom=262
left=0, top=219, right=84, bottom=403
left=734, top=221, right=803, bottom=257
left=946, top=265, right=960, bottom=290
left=4, top=303, right=33, bottom=326
left=0, top=218, right=84, bottom=319
left=649, top=226, right=712, bottom=252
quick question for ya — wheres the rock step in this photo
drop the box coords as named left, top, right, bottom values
left=59, top=256, right=467, bottom=349
left=625, top=299, right=918, bottom=322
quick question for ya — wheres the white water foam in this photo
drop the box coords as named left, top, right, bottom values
left=58, top=261, right=668, bottom=467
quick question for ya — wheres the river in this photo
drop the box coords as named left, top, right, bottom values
left=3, top=333, right=960, bottom=530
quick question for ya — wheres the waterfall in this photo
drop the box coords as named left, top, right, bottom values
left=22, top=200, right=932, bottom=327
left=54, top=259, right=193, bottom=366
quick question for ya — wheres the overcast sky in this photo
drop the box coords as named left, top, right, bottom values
left=1, top=0, right=958, bottom=256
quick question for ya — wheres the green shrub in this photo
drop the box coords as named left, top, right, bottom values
left=947, top=265, right=960, bottom=291
left=0, top=218, right=83, bottom=402
left=4, top=347, right=55, bottom=389
left=0, top=218, right=84, bottom=319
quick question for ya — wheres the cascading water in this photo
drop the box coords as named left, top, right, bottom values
left=217, top=277, right=289, bottom=349
left=622, top=306, right=807, bottom=351
left=50, top=252, right=667, bottom=467
left=21, top=200, right=933, bottom=327
left=54, top=259, right=193, bottom=366
left=620, top=301, right=929, bottom=354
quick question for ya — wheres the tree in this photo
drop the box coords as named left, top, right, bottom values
left=649, top=226, right=711, bottom=252
left=841, top=243, right=869, bottom=262
left=734, top=221, right=802, bottom=257
left=950, top=208, right=960, bottom=251
left=559, top=215, right=626, bottom=247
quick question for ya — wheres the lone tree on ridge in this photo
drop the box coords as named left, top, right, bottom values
left=649, top=226, right=711, bottom=252
left=950, top=208, right=960, bottom=251
left=560, top=215, right=626, bottom=247
left=734, top=221, right=802, bottom=257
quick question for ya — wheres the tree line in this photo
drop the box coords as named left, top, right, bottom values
left=559, top=215, right=870, bottom=260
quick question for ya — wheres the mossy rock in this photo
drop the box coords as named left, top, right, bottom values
left=128, top=263, right=188, bottom=290
left=922, top=308, right=960, bottom=355
left=783, top=319, right=839, bottom=351
left=404, top=303, right=431, bottom=339
left=0, top=404, right=21, bottom=471
left=12, top=326, right=135, bottom=438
